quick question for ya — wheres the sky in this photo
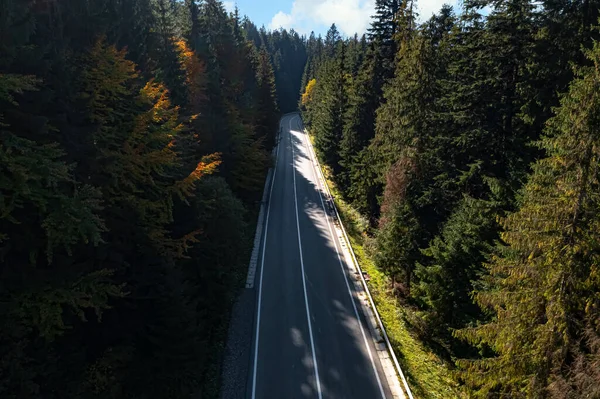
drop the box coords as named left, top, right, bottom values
left=223, top=0, right=461, bottom=37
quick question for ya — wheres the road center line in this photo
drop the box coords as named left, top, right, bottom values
left=293, top=116, right=387, bottom=399
left=290, top=117, right=323, bottom=399
left=250, top=117, right=282, bottom=399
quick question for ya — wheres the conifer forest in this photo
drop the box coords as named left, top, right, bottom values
left=2, top=0, right=600, bottom=398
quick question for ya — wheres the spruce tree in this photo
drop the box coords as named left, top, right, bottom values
left=457, top=40, right=600, bottom=398
left=371, top=14, right=441, bottom=293
left=368, top=0, right=403, bottom=81
left=0, top=73, right=121, bottom=398
left=312, top=39, right=348, bottom=173
left=255, top=46, right=279, bottom=149
left=0, top=1, right=299, bottom=397
left=151, top=0, right=188, bottom=106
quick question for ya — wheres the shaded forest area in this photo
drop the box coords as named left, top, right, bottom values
left=0, top=0, right=306, bottom=398
left=301, top=0, right=600, bottom=397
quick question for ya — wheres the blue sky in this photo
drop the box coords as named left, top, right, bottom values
left=224, top=0, right=462, bottom=37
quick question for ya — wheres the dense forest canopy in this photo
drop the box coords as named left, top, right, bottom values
left=301, top=0, right=600, bottom=397
left=0, top=0, right=305, bottom=397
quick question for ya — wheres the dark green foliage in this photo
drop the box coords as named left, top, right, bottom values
left=264, top=28, right=307, bottom=113
left=300, top=32, right=324, bottom=93
left=175, top=176, right=249, bottom=396
left=337, top=54, right=383, bottom=218
left=310, top=35, right=347, bottom=173
left=416, top=197, right=497, bottom=334
left=0, top=1, right=290, bottom=398
left=374, top=192, right=420, bottom=292
left=327, top=0, right=411, bottom=217
left=368, top=0, right=403, bottom=80
left=255, top=46, right=279, bottom=149
left=301, top=0, right=600, bottom=395
left=370, top=16, right=448, bottom=294
left=151, top=0, right=188, bottom=106
left=457, top=40, right=600, bottom=398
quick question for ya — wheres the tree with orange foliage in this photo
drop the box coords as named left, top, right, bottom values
left=0, top=1, right=283, bottom=397
left=81, top=38, right=219, bottom=256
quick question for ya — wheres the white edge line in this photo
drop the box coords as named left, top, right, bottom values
left=296, top=115, right=415, bottom=399
left=292, top=117, right=386, bottom=399
left=250, top=117, right=282, bottom=399
left=290, top=117, right=324, bottom=399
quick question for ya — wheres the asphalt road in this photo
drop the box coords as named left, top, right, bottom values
left=249, top=114, right=393, bottom=399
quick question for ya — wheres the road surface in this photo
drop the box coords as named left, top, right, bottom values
left=249, top=114, right=393, bottom=399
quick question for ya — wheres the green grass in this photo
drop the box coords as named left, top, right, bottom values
left=319, top=164, right=466, bottom=399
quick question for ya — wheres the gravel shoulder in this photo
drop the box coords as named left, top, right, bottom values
left=219, top=288, right=255, bottom=399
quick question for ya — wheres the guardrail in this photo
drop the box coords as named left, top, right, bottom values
left=299, top=116, right=415, bottom=399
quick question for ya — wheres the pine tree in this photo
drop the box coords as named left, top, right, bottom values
left=337, top=0, right=412, bottom=216
left=368, top=0, right=403, bottom=81
left=324, top=24, right=341, bottom=58
left=255, top=46, right=279, bottom=149
left=241, top=17, right=262, bottom=48
left=151, top=0, right=188, bottom=106
left=312, top=39, right=348, bottom=173
left=265, top=28, right=307, bottom=113
left=111, top=0, right=155, bottom=65
left=416, top=196, right=497, bottom=337
left=0, top=1, right=299, bottom=397
left=339, top=57, right=380, bottom=201
left=371, top=15, right=441, bottom=293
left=0, top=72, right=123, bottom=398
left=373, top=159, right=421, bottom=292
left=300, top=32, right=320, bottom=94
left=457, top=40, right=600, bottom=398
left=195, top=0, right=267, bottom=202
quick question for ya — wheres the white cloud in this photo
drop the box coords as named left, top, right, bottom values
left=269, top=0, right=376, bottom=36
left=223, top=1, right=235, bottom=14
left=270, top=10, right=295, bottom=30
left=415, top=0, right=460, bottom=21
left=269, top=0, right=462, bottom=36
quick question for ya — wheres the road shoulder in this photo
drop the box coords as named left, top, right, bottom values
left=297, top=115, right=409, bottom=399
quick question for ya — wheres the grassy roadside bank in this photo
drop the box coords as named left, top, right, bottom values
left=315, top=157, right=466, bottom=399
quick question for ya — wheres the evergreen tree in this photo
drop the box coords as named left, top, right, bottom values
left=336, top=0, right=413, bottom=217
left=324, top=24, right=342, bottom=58
left=368, top=0, right=403, bottom=81
left=311, top=39, right=348, bottom=173
left=265, top=28, right=307, bottom=113
left=370, top=12, right=441, bottom=293
left=0, top=72, right=120, bottom=399
left=416, top=196, right=497, bottom=337
left=409, top=0, right=538, bottom=346
left=255, top=46, right=279, bottom=149
left=300, top=32, right=321, bottom=94
left=0, top=1, right=289, bottom=397
left=458, top=40, right=600, bottom=398
left=339, top=54, right=383, bottom=218
left=151, top=0, right=188, bottom=105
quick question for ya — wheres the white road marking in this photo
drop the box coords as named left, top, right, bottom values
left=292, top=116, right=387, bottom=399
left=290, top=117, right=323, bottom=399
left=251, top=117, right=282, bottom=399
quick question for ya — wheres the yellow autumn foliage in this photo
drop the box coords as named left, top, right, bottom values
left=301, top=78, right=316, bottom=107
